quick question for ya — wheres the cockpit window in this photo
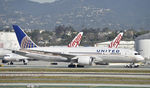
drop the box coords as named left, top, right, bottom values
left=135, top=53, right=140, bottom=55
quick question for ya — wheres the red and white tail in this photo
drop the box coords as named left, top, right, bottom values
left=109, top=32, right=123, bottom=48
left=68, top=32, right=83, bottom=47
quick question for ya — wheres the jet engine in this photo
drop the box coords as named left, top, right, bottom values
left=77, top=56, right=94, bottom=65
left=2, top=59, right=9, bottom=63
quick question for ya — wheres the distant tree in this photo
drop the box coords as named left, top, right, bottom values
left=134, top=30, right=150, bottom=38
left=123, top=29, right=135, bottom=41
left=106, top=31, right=118, bottom=41
left=27, top=30, right=41, bottom=45
left=102, top=27, right=110, bottom=32
left=65, top=26, right=75, bottom=32
left=55, top=25, right=76, bottom=38
left=55, top=25, right=66, bottom=36
left=0, top=28, right=13, bottom=32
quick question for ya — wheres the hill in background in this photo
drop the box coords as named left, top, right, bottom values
left=0, top=0, right=150, bottom=30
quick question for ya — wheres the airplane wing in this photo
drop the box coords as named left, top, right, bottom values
left=12, top=49, right=75, bottom=59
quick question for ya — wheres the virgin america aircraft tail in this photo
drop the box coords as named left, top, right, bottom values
left=109, top=32, right=123, bottom=48
left=68, top=32, right=83, bottom=47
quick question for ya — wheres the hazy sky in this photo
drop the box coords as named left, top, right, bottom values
left=30, top=0, right=57, bottom=3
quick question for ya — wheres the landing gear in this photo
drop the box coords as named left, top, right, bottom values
left=10, top=61, right=13, bottom=65
left=23, top=63, right=27, bottom=65
left=68, top=64, right=84, bottom=68
left=51, top=63, right=58, bottom=65
left=77, top=65, right=84, bottom=68
left=68, top=64, right=76, bottom=68
left=125, top=63, right=139, bottom=68
left=23, top=60, right=28, bottom=65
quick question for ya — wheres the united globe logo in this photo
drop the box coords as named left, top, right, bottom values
left=21, top=36, right=36, bottom=48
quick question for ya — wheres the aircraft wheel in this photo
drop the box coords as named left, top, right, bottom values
left=133, top=65, right=139, bottom=68
left=77, top=65, right=84, bottom=68
left=68, top=64, right=76, bottom=68
left=23, top=60, right=28, bottom=65
left=10, top=61, right=13, bottom=65
left=24, top=63, right=27, bottom=65
left=125, top=65, right=129, bottom=68
left=51, top=63, right=58, bottom=65
left=129, top=65, right=133, bottom=68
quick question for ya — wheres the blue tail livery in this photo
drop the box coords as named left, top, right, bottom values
left=13, top=25, right=37, bottom=48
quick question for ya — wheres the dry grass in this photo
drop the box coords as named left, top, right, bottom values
left=0, top=68, right=150, bottom=73
left=1, top=76, right=150, bottom=84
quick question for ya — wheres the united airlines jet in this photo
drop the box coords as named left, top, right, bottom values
left=2, top=28, right=83, bottom=65
left=12, top=25, right=144, bottom=68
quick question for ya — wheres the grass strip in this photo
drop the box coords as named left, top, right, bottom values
left=0, top=76, right=150, bottom=81
left=0, top=68, right=150, bottom=73
left=0, top=76, right=150, bottom=84
left=0, top=87, right=149, bottom=88
left=0, top=80, right=150, bottom=84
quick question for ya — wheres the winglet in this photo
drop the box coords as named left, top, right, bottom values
left=68, top=32, right=83, bottom=47
left=13, top=25, right=37, bottom=48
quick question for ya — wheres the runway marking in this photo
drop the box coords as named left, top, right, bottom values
left=0, top=83, right=150, bottom=87
left=0, top=72, right=150, bottom=78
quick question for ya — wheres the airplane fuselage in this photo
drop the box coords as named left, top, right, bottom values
left=26, top=47, right=144, bottom=63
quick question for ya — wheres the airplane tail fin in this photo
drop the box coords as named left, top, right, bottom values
left=13, top=25, right=37, bottom=49
left=109, top=32, right=123, bottom=48
left=68, top=32, right=83, bottom=47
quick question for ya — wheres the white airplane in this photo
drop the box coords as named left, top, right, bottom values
left=0, top=45, right=30, bottom=65
left=1, top=47, right=31, bottom=65
left=2, top=30, right=83, bottom=65
left=95, top=32, right=123, bottom=65
left=12, top=25, right=144, bottom=68
left=2, top=53, right=29, bottom=65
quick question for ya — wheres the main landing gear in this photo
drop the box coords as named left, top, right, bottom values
left=125, top=63, right=139, bottom=68
left=7, top=61, right=14, bottom=65
left=10, top=61, right=14, bottom=65
left=68, top=63, right=84, bottom=68
left=23, top=60, right=28, bottom=65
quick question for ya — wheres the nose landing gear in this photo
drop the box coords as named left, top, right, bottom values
left=125, top=63, right=139, bottom=68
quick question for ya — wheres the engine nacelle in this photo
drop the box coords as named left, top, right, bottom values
left=2, top=59, right=9, bottom=63
left=77, top=56, right=94, bottom=65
